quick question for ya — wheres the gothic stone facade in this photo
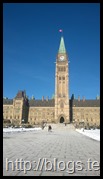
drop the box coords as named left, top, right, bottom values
left=3, top=37, right=100, bottom=127
left=3, top=94, right=100, bottom=127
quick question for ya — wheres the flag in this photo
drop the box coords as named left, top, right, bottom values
left=59, top=29, right=63, bottom=32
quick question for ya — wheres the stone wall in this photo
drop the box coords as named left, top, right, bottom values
left=28, top=107, right=55, bottom=125
left=3, top=101, right=100, bottom=127
left=72, top=107, right=100, bottom=127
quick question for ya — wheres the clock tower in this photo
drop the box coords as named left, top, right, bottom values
left=55, top=36, right=70, bottom=123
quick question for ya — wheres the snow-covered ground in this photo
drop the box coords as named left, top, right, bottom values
left=76, top=128, right=100, bottom=141
left=3, top=127, right=42, bottom=133
left=3, top=127, right=100, bottom=142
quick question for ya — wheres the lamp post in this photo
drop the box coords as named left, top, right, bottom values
left=82, top=119, right=84, bottom=128
left=22, top=119, right=24, bottom=129
left=75, top=119, right=77, bottom=128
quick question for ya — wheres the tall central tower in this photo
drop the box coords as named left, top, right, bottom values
left=55, top=36, right=70, bottom=123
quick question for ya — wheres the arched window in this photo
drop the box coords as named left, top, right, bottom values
left=63, top=94, right=65, bottom=97
left=60, top=102, right=64, bottom=108
left=62, top=77, right=65, bottom=80
left=58, top=94, right=61, bottom=97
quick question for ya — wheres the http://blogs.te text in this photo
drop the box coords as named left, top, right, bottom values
left=5, top=158, right=100, bottom=174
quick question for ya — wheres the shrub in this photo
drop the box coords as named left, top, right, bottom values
left=97, top=125, right=100, bottom=129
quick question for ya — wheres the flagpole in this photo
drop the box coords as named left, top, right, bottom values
left=59, top=29, right=63, bottom=37
left=61, top=29, right=63, bottom=37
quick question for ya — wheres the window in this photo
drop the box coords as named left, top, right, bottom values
left=86, top=118, right=88, bottom=122
left=64, top=67, right=66, bottom=71
left=59, top=77, right=61, bottom=80
left=62, top=77, right=65, bottom=80
left=60, top=67, right=63, bottom=71
left=63, top=94, right=65, bottom=97
left=60, top=102, right=64, bottom=108
left=58, top=67, right=66, bottom=72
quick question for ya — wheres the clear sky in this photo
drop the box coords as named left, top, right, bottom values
left=3, top=3, right=100, bottom=100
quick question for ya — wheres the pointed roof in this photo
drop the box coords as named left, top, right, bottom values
left=58, top=36, right=66, bottom=53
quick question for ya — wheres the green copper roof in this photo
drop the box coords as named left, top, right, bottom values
left=58, top=36, right=66, bottom=53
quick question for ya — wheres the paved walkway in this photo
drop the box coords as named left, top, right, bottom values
left=3, top=124, right=100, bottom=176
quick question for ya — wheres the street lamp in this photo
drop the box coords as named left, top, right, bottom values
left=22, top=119, right=24, bottom=122
left=82, top=119, right=84, bottom=128
left=22, top=119, right=24, bottom=129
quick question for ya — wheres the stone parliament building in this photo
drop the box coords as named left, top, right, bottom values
left=3, top=37, right=100, bottom=127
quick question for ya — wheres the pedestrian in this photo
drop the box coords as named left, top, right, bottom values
left=48, top=125, right=52, bottom=132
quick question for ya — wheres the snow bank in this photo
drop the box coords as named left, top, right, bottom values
left=76, top=128, right=100, bottom=141
left=3, top=127, right=42, bottom=133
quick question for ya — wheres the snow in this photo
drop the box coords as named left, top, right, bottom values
left=76, top=128, right=100, bottom=141
left=3, top=127, right=100, bottom=142
left=3, top=127, right=42, bottom=133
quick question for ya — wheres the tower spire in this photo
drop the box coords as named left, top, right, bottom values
left=58, top=36, right=66, bottom=54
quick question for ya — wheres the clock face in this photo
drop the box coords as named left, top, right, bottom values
left=59, top=55, right=64, bottom=61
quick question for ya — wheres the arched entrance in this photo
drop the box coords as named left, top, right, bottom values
left=60, top=117, right=64, bottom=123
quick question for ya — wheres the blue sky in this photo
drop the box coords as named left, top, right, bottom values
left=3, top=3, right=100, bottom=100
